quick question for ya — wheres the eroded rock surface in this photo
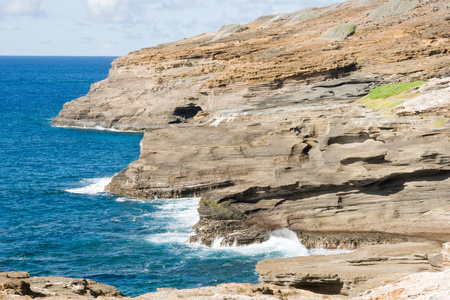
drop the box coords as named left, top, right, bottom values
left=0, top=272, right=124, bottom=299
left=55, top=0, right=450, bottom=249
left=53, top=0, right=450, bottom=131
left=52, top=0, right=450, bottom=297
left=256, top=241, right=442, bottom=297
left=136, top=283, right=336, bottom=300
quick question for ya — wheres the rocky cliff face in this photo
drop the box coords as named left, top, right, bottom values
left=53, top=0, right=450, bottom=295
left=54, top=0, right=449, bottom=131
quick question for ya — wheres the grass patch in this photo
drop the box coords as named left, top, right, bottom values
left=321, top=22, right=356, bottom=39
left=288, top=8, right=320, bottom=24
left=427, top=116, right=447, bottom=128
left=370, top=0, right=416, bottom=18
left=357, top=97, right=405, bottom=110
left=199, top=197, right=244, bottom=220
left=367, top=81, right=426, bottom=100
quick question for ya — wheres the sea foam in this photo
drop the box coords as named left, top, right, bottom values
left=145, top=197, right=200, bottom=244
left=66, top=177, right=113, bottom=195
left=52, top=123, right=142, bottom=133
left=210, top=228, right=309, bottom=257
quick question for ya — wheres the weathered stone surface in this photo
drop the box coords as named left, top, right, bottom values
left=53, top=0, right=450, bottom=249
left=360, top=268, right=450, bottom=299
left=136, top=283, right=336, bottom=300
left=53, top=0, right=450, bottom=131
left=0, top=279, right=31, bottom=296
left=51, top=0, right=450, bottom=298
left=256, top=241, right=443, bottom=297
left=0, top=272, right=125, bottom=299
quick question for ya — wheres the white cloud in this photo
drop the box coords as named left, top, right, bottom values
left=0, top=0, right=45, bottom=18
left=86, top=0, right=131, bottom=23
left=86, top=0, right=150, bottom=23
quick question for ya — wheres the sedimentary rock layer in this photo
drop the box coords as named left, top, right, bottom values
left=53, top=0, right=450, bottom=293
left=256, top=241, right=443, bottom=297
left=54, top=0, right=450, bottom=131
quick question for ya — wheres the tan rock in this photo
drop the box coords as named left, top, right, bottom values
left=256, top=241, right=442, bottom=297
left=53, top=0, right=450, bottom=131
left=0, top=273, right=125, bottom=299
left=51, top=1, right=450, bottom=298
left=441, top=242, right=450, bottom=269
left=359, top=268, right=450, bottom=299
left=136, top=283, right=337, bottom=300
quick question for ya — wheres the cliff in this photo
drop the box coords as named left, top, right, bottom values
left=55, top=0, right=450, bottom=246
left=54, top=0, right=449, bottom=131
left=53, top=0, right=450, bottom=297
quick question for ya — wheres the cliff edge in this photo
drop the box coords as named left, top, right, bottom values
left=53, top=0, right=450, bottom=297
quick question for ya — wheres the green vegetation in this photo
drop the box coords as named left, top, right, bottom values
left=321, top=22, right=356, bottom=39
left=370, top=0, right=416, bottom=18
left=182, top=75, right=190, bottom=81
left=357, top=81, right=427, bottom=111
left=367, top=81, right=426, bottom=100
left=288, top=8, right=320, bottom=24
left=215, top=68, right=224, bottom=73
left=357, top=97, right=405, bottom=110
left=199, top=197, right=244, bottom=220
left=428, top=116, right=447, bottom=128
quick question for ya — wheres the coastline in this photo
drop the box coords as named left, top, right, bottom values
left=7, top=0, right=448, bottom=298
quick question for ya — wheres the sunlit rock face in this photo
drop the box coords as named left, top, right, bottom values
left=54, top=0, right=450, bottom=248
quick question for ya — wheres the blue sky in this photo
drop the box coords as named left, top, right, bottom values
left=0, top=0, right=346, bottom=56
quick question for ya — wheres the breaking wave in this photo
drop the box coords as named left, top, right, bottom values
left=65, top=177, right=113, bottom=195
left=210, top=228, right=309, bottom=257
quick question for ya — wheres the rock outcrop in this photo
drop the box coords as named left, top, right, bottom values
left=53, top=0, right=450, bottom=297
left=53, top=0, right=450, bottom=131
left=360, top=268, right=450, bottom=299
left=0, top=271, right=124, bottom=299
left=53, top=0, right=450, bottom=247
left=256, top=241, right=442, bottom=297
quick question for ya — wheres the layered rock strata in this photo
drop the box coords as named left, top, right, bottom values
left=53, top=0, right=450, bottom=297
left=256, top=241, right=442, bottom=297
left=54, top=0, right=450, bottom=131
left=105, top=76, right=450, bottom=248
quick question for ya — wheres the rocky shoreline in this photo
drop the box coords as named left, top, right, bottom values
left=2, top=242, right=450, bottom=299
left=46, top=0, right=450, bottom=298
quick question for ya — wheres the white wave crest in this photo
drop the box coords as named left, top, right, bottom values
left=208, top=228, right=354, bottom=257
left=210, top=229, right=309, bottom=257
left=145, top=197, right=200, bottom=245
left=52, top=123, right=142, bottom=133
left=147, top=232, right=191, bottom=244
left=115, top=197, right=147, bottom=203
left=66, top=177, right=112, bottom=195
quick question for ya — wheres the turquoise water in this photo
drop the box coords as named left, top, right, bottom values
left=0, top=56, right=344, bottom=297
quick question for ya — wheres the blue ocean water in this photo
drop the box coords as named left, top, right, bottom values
left=0, top=56, right=346, bottom=297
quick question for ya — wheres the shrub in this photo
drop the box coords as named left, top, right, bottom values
left=370, top=0, right=416, bottom=18
left=321, top=22, right=356, bottom=39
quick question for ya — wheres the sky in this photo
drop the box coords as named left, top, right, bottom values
left=0, top=0, right=346, bottom=56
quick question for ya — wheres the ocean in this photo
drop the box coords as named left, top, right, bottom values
left=0, top=56, right=346, bottom=297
